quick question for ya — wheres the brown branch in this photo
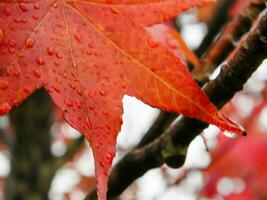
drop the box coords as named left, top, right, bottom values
left=136, top=111, right=177, bottom=148
left=193, top=0, right=266, bottom=81
left=133, top=0, right=265, bottom=151
left=86, top=8, right=267, bottom=199
left=195, top=0, right=235, bottom=56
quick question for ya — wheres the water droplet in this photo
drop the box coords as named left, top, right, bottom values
left=89, top=105, right=94, bottom=110
left=100, top=161, right=105, bottom=167
left=69, top=83, right=76, bottom=89
left=147, top=37, right=159, bottom=48
left=47, top=47, right=54, bottom=56
left=93, top=51, right=99, bottom=56
left=0, top=80, right=9, bottom=89
left=75, top=100, right=83, bottom=109
left=223, top=131, right=239, bottom=138
left=52, top=85, right=60, bottom=93
left=105, top=153, right=113, bottom=164
left=86, top=50, right=92, bottom=55
left=32, top=14, right=39, bottom=20
left=74, top=35, right=81, bottom=43
left=82, top=121, right=90, bottom=130
left=54, top=61, right=60, bottom=66
left=56, top=52, right=63, bottom=59
left=33, top=69, right=41, bottom=78
left=110, top=7, right=120, bottom=14
left=23, top=87, right=31, bottom=94
left=0, top=102, right=11, bottom=115
left=105, top=124, right=111, bottom=130
left=13, top=17, right=20, bottom=23
left=0, top=28, right=3, bottom=45
left=75, top=88, right=82, bottom=95
left=99, top=90, right=107, bottom=96
left=72, top=63, right=77, bottom=68
left=8, top=39, right=16, bottom=47
left=33, top=4, right=40, bottom=10
left=3, top=8, right=11, bottom=16
left=52, top=2, right=58, bottom=8
left=121, top=83, right=127, bottom=89
left=19, top=3, right=28, bottom=12
left=64, top=99, right=73, bottom=107
left=36, top=57, right=45, bottom=65
left=166, top=38, right=177, bottom=49
left=87, top=90, right=95, bottom=97
left=56, top=77, right=62, bottom=84
left=25, top=38, right=35, bottom=48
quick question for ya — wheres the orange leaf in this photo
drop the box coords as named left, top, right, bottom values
left=0, top=0, right=243, bottom=199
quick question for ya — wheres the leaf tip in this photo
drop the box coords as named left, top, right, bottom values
left=242, top=130, right=247, bottom=137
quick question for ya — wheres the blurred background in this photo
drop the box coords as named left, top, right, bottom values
left=1, top=0, right=267, bottom=199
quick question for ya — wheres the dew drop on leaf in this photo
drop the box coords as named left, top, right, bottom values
left=99, top=90, right=107, bottom=96
left=0, top=102, right=11, bottom=115
left=25, top=38, right=35, bottom=48
left=0, top=80, right=9, bottom=89
left=0, top=28, right=3, bottom=45
left=69, top=83, right=76, bottom=89
left=52, top=2, right=58, bottom=8
left=147, top=37, right=159, bottom=48
left=3, top=8, right=11, bottom=16
left=74, top=34, right=81, bottom=43
left=100, top=161, right=105, bottom=167
left=36, top=57, right=45, bottom=65
left=75, top=100, right=83, bottom=109
left=56, top=52, right=63, bottom=59
left=64, top=99, right=73, bottom=107
left=110, top=7, right=120, bottom=14
left=88, top=42, right=94, bottom=48
left=19, top=3, right=28, bottom=12
left=33, top=69, right=41, bottom=78
left=32, top=14, right=39, bottom=20
left=105, top=153, right=113, bottom=164
left=87, top=90, right=95, bottom=97
left=52, top=85, right=60, bottom=93
left=33, top=4, right=40, bottom=10
left=47, top=47, right=54, bottom=56
left=23, top=87, right=31, bottom=94
left=89, top=104, right=94, bottom=110
left=166, top=38, right=177, bottom=49
left=8, top=39, right=16, bottom=47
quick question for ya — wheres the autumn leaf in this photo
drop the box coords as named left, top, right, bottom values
left=0, top=0, right=244, bottom=199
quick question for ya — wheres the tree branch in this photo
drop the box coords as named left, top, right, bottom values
left=133, top=0, right=265, bottom=152
left=86, top=8, right=267, bottom=199
left=193, top=0, right=266, bottom=81
left=195, top=0, right=234, bottom=56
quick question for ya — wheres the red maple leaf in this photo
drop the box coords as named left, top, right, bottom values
left=0, top=0, right=244, bottom=199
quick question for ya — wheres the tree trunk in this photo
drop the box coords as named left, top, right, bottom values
left=6, top=90, right=55, bottom=200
